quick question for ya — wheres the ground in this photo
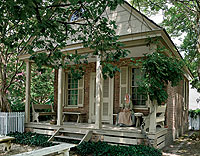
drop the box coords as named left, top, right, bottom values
left=162, top=131, right=200, bottom=156
left=0, top=144, right=41, bottom=156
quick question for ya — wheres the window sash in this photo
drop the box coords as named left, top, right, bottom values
left=67, top=74, right=78, bottom=106
left=131, top=68, right=147, bottom=106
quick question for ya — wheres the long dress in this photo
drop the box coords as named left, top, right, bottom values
left=118, top=102, right=135, bottom=126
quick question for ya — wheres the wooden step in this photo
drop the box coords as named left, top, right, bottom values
left=59, top=130, right=86, bottom=135
left=52, top=141, right=63, bottom=144
left=55, top=135, right=82, bottom=141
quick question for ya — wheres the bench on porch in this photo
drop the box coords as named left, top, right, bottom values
left=143, top=105, right=166, bottom=131
left=32, top=104, right=56, bottom=122
left=63, top=112, right=86, bottom=123
left=113, top=113, right=143, bottom=127
left=0, top=136, right=15, bottom=152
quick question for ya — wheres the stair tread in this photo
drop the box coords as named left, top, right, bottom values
left=52, top=141, right=63, bottom=144
left=59, top=130, right=86, bottom=134
left=55, top=135, right=82, bottom=140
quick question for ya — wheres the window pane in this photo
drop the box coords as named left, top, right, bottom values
left=131, top=68, right=146, bottom=106
left=67, top=73, right=78, bottom=106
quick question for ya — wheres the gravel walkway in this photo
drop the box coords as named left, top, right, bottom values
left=162, top=131, right=200, bottom=156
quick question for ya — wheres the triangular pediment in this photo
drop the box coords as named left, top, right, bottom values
left=102, top=2, right=161, bottom=36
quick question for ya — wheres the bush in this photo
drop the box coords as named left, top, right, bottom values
left=74, top=141, right=162, bottom=156
left=7, top=132, right=55, bottom=147
left=189, top=109, right=200, bottom=119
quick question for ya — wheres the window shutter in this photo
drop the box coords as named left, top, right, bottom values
left=120, top=67, right=129, bottom=107
left=78, top=76, right=84, bottom=107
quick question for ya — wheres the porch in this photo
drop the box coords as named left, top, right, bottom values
left=23, top=58, right=167, bottom=149
left=25, top=121, right=167, bottom=149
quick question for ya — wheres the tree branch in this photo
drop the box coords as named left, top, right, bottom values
left=57, top=20, right=88, bottom=26
left=5, top=61, right=24, bottom=91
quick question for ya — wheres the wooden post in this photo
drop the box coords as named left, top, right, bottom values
left=25, top=61, right=31, bottom=123
left=149, top=100, right=157, bottom=133
left=57, top=67, right=64, bottom=126
left=95, top=55, right=103, bottom=129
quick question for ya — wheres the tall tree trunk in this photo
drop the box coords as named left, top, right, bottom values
left=0, top=89, right=11, bottom=112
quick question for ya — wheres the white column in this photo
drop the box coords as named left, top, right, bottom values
left=57, top=67, right=64, bottom=125
left=95, top=55, right=103, bottom=129
left=149, top=100, right=157, bottom=133
left=25, top=61, right=31, bottom=123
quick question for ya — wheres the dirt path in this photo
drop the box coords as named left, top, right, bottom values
left=0, top=144, right=41, bottom=156
left=162, top=131, right=200, bottom=156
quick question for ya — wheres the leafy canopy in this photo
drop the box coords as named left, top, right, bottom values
left=131, top=0, right=200, bottom=92
left=11, top=0, right=129, bottom=79
left=134, top=39, right=184, bottom=105
left=0, top=0, right=128, bottom=111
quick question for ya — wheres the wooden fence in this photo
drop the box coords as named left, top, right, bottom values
left=189, top=114, right=200, bottom=130
left=0, top=112, right=25, bottom=135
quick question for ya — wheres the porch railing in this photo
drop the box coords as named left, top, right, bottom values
left=0, top=112, right=25, bottom=135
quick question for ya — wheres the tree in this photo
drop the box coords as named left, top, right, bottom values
left=134, top=42, right=184, bottom=105
left=131, top=0, right=200, bottom=92
left=8, top=66, right=54, bottom=112
left=0, top=0, right=128, bottom=112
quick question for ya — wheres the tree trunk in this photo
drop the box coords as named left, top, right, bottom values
left=0, top=89, right=11, bottom=112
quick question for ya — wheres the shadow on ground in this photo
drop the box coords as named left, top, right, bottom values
left=162, top=131, right=200, bottom=156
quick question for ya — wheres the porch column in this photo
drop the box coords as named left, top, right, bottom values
left=57, top=67, right=64, bottom=126
left=149, top=100, right=157, bottom=133
left=25, top=61, right=31, bottom=123
left=95, top=55, right=103, bottom=129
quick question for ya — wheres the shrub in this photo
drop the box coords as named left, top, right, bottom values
left=7, top=131, right=55, bottom=147
left=189, top=109, right=200, bottom=119
left=74, top=141, right=162, bottom=156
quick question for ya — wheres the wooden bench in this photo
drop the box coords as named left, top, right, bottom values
left=143, top=105, right=166, bottom=131
left=62, top=112, right=86, bottom=123
left=13, top=143, right=76, bottom=156
left=0, top=136, right=15, bottom=152
left=32, top=104, right=56, bottom=122
left=134, top=112, right=143, bottom=127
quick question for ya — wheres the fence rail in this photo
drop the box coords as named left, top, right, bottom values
left=0, top=112, right=25, bottom=135
left=189, top=114, right=200, bottom=130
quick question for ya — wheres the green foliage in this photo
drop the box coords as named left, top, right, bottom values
left=8, top=66, right=54, bottom=112
left=189, top=109, right=200, bottom=119
left=131, top=0, right=200, bottom=92
left=7, top=132, right=55, bottom=147
left=0, top=0, right=129, bottom=111
left=74, top=141, right=162, bottom=156
left=133, top=44, right=184, bottom=105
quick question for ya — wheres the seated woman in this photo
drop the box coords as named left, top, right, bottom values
left=117, top=94, right=135, bottom=127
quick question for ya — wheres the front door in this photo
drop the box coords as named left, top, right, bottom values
left=89, top=73, right=113, bottom=124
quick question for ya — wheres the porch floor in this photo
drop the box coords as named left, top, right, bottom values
left=25, top=122, right=167, bottom=149
left=27, top=121, right=142, bottom=133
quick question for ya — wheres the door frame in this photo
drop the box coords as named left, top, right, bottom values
left=88, top=72, right=114, bottom=124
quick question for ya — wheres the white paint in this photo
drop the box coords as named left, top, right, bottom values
left=189, top=85, right=200, bottom=110
left=25, top=61, right=31, bottom=123
left=57, top=67, right=64, bottom=126
left=95, top=55, right=103, bottom=129
left=189, top=115, right=200, bottom=130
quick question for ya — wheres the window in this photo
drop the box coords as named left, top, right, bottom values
left=67, top=74, right=78, bottom=106
left=131, top=68, right=147, bottom=106
left=120, top=67, right=147, bottom=107
left=66, top=73, right=84, bottom=107
left=70, top=8, right=84, bottom=22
